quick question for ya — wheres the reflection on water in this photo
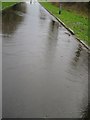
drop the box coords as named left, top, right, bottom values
left=45, top=20, right=59, bottom=67
left=74, top=44, right=82, bottom=62
left=81, top=102, right=89, bottom=120
left=48, top=20, right=59, bottom=39
left=2, top=2, right=26, bottom=36
left=71, top=44, right=83, bottom=68
left=39, top=6, right=46, bottom=20
left=69, top=44, right=89, bottom=120
left=71, top=44, right=88, bottom=70
left=12, top=2, right=27, bottom=12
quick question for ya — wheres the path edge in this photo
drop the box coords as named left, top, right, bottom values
left=39, top=3, right=90, bottom=51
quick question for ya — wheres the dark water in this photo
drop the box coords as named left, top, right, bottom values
left=2, top=2, right=88, bottom=118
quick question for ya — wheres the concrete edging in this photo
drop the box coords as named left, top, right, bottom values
left=40, top=4, right=90, bottom=51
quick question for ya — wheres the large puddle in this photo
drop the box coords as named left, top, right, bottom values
left=2, top=2, right=88, bottom=118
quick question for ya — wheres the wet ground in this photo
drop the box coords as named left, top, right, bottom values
left=2, top=2, right=88, bottom=118
left=0, top=9, right=2, bottom=119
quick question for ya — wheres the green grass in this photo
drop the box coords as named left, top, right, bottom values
left=40, top=2, right=89, bottom=45
left=1, top=2, right=17, bottom=10
left=0, top=1, right=1, bottom=11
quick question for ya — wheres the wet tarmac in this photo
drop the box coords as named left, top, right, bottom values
left=2, top=2, right=88, bottom=118
left=0, top=8, right=2, bottom=120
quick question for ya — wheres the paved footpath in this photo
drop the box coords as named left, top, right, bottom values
left=2, top=2, right=88, bottom=118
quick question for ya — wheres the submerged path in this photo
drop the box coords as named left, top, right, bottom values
left=2, top=2, right=88, bottom=118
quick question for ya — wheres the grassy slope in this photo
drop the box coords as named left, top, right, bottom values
left=40, top=2, right=89, bottom=45
left=2, top=2, right=17, bottom=10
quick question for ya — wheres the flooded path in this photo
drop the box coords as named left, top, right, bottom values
left=2, top=2, right=88, bottom=118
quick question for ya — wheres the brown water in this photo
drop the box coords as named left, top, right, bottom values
left=2, top=2, right=88, bottom=118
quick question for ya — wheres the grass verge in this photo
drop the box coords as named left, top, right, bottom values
left=40, top=2, right=89, bottom=46
left=1, top=2, right=17, bottom=10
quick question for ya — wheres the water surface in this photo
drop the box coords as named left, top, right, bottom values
left=2, top=2, right=88, bottom=118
